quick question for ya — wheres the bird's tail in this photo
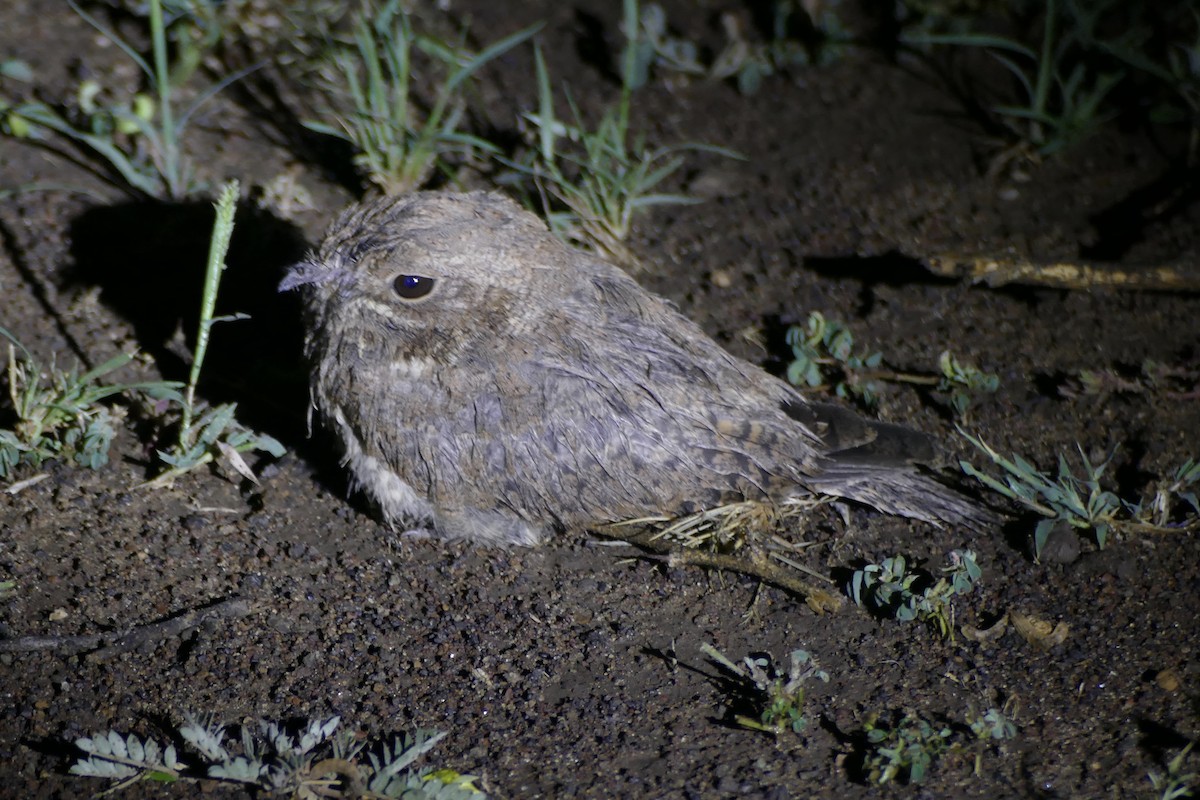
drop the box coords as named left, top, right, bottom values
left=807, top=461, right=994, bottom=527
left=794, top=401, right=995, bottom=527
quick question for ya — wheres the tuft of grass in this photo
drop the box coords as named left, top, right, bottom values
left=69, top=713, right=484, bottom=798
left=0, top=0, right=249, bottom=199
left=897, top=0, right=1200, bottom=164
left=849, top=550, right=981, bottom=641
left=142, top=180, right=283, bottom=487
left=959, top=431, right=1200, bottom=559
left=1149, top=742, right=1198, bottom=800
left=499, top=0, right=741, bottom=268
left=0, top=183, right=282, bottom=487
left=303, top=0, right=539, bottom=194
left=0, top=333, right=181, bottom=481
left=701, top=643, right=829, bottom=736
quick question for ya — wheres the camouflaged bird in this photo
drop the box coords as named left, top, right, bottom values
left=280, top=190, right=982, bottom=545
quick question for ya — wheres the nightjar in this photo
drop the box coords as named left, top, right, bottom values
left=280, top=191, right=983, bottom=545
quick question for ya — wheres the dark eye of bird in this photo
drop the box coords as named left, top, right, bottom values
left=392, top=274, right=436, bottom=300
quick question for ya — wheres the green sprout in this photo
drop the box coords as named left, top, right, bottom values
left=849, top=550, right=981, bottom=641
left=863, top=713, right=953, bottom=784
left=937, top=350, right=999, bottom=421
left=303, top=0, right=539, bottom=194
left=1149, top=743, right=1198, bottom=800
left=0, top=0, right=248, bottom=199
left=960, top=432, right=1200, bottom=559
left=70, top=713, right=484, bottom=798
left=710, top=0, right=853, bottom=94
left=143, top=180, right=283, bottom=487
left=862, top=705, right=1016, bottom=785
left=701, top=643, right=829, bottom=736
left=786, top=311, right=884, bottom=407
left=0, top=332, right=181, bottom=480
left=966, top=707, right=1018, bottom=742
left=500, top=0, right=741, bottom=267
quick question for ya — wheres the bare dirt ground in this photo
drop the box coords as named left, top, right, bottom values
left=1, top=1, right=1198, bottom=797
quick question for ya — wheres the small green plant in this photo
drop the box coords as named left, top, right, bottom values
left=785, top=313, right=997, bottom=415
left=628, top=4, right=707, bottom=87
left=0, top=0, right=247, bottom=199
left=700, top=643, right=829, bottom=735
left=901, top=0, right=1124, bottom=160
left=143, top=180, right=283, bottom=487
left=710, top=0, right=853, bottom=94
left=500, top=0, right=740, bottom=267
left=1149, top=742, right=1198, bottom=800
left=303, top=0, right=538, bottom=194
left=861, top=705, right=1016, bottom=784
left=863, top=713, right=953, bottom=784
left=0, top=332, right=181, bottom=480
left=966, top=706, right=1018, bottom=742
left=937, top=350, right=999, bottom=420
left=69, top=713, right=484, bottom=798
left=849, top=549, right=981, bottom=641
left=0, top=183, right=281, bottom=486
left=786, top=311, right=885, bottom=407
left=960, top=432, right=1200, bottom=559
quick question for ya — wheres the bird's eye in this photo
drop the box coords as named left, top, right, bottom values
left=392, top=274, right=436, bottom=300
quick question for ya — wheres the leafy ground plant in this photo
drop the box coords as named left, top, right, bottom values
left=500, top=0, right=740, bottom=268
left=861, top=705, right=1016, bottom=784
left=0, top=332, right=180, bottom=481
left=0, top=0, right=246, bottom=199
left=849, top=550, right=981, bottom=641
left=700, top=643, right=829, bottom=735
left=785, top=311, right=998, bottom=415
left=69, top=713, right=484, bottom=798
left=302, top=0, right=538, bottom=194
left=959, top=432, right=1200, bottom=559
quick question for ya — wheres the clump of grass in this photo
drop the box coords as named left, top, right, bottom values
left=701, top=643, right=829, bottom=736
left=899, top=0, right=1200, bottom=168
left=959, top=431, right=1200, bottom=559
left=1149, top=742, right=1198, bottom=800
left=861, top=705, right=1016, bottom=784
left=785, top=312, right=998, bottom=416
left=0, top=333, right=181, bottom=481
left=0, top=0, right=248, bottom=199
left=0, top=182, right=282, bottom=487
left=69, top=713, right=484, bottom=798
left=142, top=179, right=283, bottom=487
left=905, top=0, right=1123, bottom=160
left=500, top=0, right=741, bottom=268
left=302, top=0, right=538, bottom=194
left=849, top=549, right=981, bottom=641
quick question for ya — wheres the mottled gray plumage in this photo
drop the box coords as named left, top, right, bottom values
left=281, top=190, right=981, bottom=545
